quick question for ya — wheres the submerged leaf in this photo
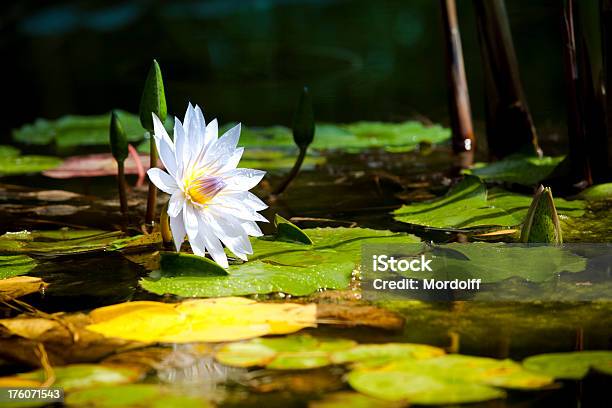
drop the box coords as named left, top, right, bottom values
left=86, top=297, right=316, bottom=343
left=394, top=176, right=584, bottom=229
left=0, top=229, right=122, bottom=255
left=523, top=350, right=612, bottom=380
left=66, top=384, right=212, bottom=408
left=8, top=364, right=142, bottom=391
left=140, top=228, right=419, bottom=298
left=0, top=276, right=45, bottom=301
left=0, top=255, right=37, bottom=279
left=310, top=391, right=404, bottom=408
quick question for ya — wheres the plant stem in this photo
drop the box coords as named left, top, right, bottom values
left=117, top=161, right=128, bottom=220
left=145, top=137, right=158, bottom=228
left=160, top=201, right=173, bottom=248
left=272, top=147, right=307, bottom=196
left=440, top=0, right=475, bottom=169
left=473, top=0, right=541, bottom=159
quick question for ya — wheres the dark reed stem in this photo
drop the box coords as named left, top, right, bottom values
left=440, top=0, right=475, bottom=169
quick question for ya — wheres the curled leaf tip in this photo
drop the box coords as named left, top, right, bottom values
left=139, top=59, right=167, bottom=131
left=292, top=86, right=315, bottom=150
left=109, top=110, right=128, bottom=163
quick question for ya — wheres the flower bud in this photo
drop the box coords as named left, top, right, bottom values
left=139, top=59, right=167, bottom=131
left=292, top=86, right=315, bottom=150
left=109, top=110, right=128, bottom=163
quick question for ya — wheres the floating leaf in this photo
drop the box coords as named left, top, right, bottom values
left=0, top=155, right=62, bottom=176
left=576, top=183, right=612, bottom=201
left=0, top=255, right=37, bottom=279
left=12, top=111, right=146, bottom=148
left=140, top=228, right=419, bottom=298
left=275, top=214, right=313, bottom=244
left=465, top=155, right=564, bottom=186
left=348, top=370, right=505, bottom=404
left=310, top=391, right=404, bottom=408
left=394, top=176, right=585, bottom=229
left=158, top=251, right=227, bottom=275
left=4, top=364, right=142, bottom=391
left=383, top=243, right=586, bottom=283
left=0, top=229, right=122, bottom=255
left=215, top=334, right=356, bottom=369
left=330, top=343, right=445, bottom=366
left=0, top=276, right=45, bottom=301
left=86, top=297, right=316, bottom=343
left=523, top=350, right=612, bottom=380
left=0, top=145, right=20, bottom=157
left=43, top=152, right=149, bottom=179
left=65, top=384, right=212, bottom=408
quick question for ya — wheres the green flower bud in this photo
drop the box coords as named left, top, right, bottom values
left=520, top=185, right=563, bottom=244
left=109, top=110, right=128, bottom=163
left=139, top=59, right=167, bottom=131
left=292, top=86, right=315, bottom=150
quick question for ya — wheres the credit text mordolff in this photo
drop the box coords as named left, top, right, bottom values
left=372, top=278, right=482, bottom=290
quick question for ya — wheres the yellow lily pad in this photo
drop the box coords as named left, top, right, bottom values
left=86, top=297, right=316, bottom=343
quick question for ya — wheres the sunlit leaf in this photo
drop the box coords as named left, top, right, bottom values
left=86, top=297, right=316, bottom=343
left=140, top=228, right=419, bottom=298
left=0, top=155, right=62, bottom=176
left=465, top=155, right=564, bottom=186
left=523, top=350, right=612, bottom=380
left=394, top=176, right=585, bottom=229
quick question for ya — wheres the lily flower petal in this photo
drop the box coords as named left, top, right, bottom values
left=147, top=168, right=178, bottom=194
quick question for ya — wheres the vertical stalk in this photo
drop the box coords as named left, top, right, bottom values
left=145, top=138, right=158, bottom=227
left=272, top=147, right=307, bottom=196
left=562, top=0, right=593, bottom=186
left=117, top=161, right=128, bottom=220
left=440, top=0, right=475, bottom=169
left=600, top=0, right=612, bottom=180
left=473, top=0, right=541, bottom=159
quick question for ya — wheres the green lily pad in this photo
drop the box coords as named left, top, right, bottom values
left=310, top=391, right=404, bottom=408
left=215, top=335, right=357, bottom=370
left=220, top=122, right=450, bottom=153
left=274, top=214, right=313, bottom=244
left=65, top=384, right=211, bottom=408
left=393, top=176, right=585, bottom=229
left=348, top=370, right=505, bottom=404
left=12, top=111, right=147, bottom=148
left=0, top=145, right=20, bottom=157
left=0, top=155, right=62, bottom=176
left=523, top=351, right=612, bottom=380
left=0, top=229, right=122, bottom=255
left=140, top=227, right=419, bottom=297
left=386, top=354, right=554, bottom=390
left=215, top=334, right=356, bottom=370
left=16, top=364, right=141, bottom=392
left=576, top=183, right=612, bottom=201
left=465, top=155, right=564, bottom=186
left=0, top=255, right=37, bottom=280
left=384, top=243, right=586, bottom=283
left=330, top=343, right=445, bottom=367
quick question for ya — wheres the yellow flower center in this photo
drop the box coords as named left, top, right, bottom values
left=184, top=170, right=226, bottom=206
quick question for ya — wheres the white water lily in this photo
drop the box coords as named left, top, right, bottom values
left=146, top=103, right=268, bottom=268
